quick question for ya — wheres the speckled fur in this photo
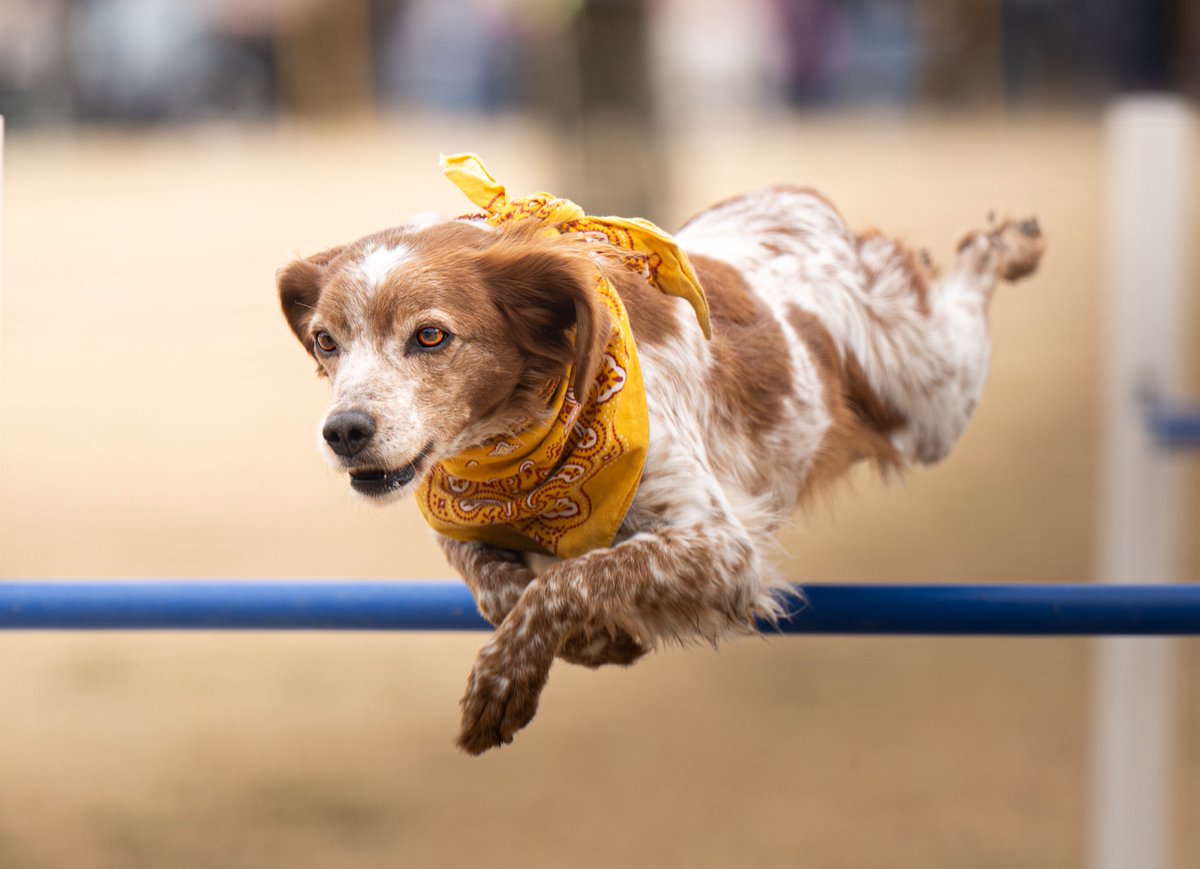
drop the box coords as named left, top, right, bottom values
left=278, top=190, right=1044, bottom=755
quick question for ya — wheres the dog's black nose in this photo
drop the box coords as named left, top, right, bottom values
left=323, top=410, right=376, bottom=458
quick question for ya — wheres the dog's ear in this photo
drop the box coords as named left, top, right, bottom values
left=276, top=246, right=344, bottom=353
left=479, top=239, right=612, bottom=401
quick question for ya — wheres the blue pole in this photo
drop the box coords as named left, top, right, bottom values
left=1141, top=390, right=1200, bottom=448
left=1, top=581, right=1199, bottom=635
left=1146, top=402, right=1200, bottom=448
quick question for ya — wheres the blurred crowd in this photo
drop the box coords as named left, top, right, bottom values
left=0, top=0, right=1197, bottom=128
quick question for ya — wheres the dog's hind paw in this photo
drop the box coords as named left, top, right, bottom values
left=956, top=215, right=1045, bottom=284
left=993, top=217, right=1044, bottom=282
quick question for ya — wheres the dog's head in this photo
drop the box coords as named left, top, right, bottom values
left=277, top=220, right=611, bottom=502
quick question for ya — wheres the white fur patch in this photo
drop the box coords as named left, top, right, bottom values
left=323, top=346, right=424, bottom=481
left=677, top=186, right=1000, bottom=467
left=357, top=243, right=412, bottom=289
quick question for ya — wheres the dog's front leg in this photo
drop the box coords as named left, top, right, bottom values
left=456, top=522, right=763, bottom=754
left=435, top=536, right=534, bottom=627
left=438, top=535, right=648, bottom=667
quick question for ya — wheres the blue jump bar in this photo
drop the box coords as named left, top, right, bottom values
left=1144, top=396, right=1200, bottom=448
left=2, top=581, right=1199, bottom=635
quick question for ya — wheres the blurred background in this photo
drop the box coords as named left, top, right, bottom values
left=0, top=1, right=1198, bottom=867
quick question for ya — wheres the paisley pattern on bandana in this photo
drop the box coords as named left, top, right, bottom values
left=414, top=153, right=708, bottom=558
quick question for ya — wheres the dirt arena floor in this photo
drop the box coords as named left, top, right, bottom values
left=1, top=111, right=1197, bottom=868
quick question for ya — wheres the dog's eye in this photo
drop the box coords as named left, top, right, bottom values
left=415, top=327, right=448, bottom=350
left=314, top=331, right=338, bottom=355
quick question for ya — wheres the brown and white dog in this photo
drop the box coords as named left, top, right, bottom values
left=277, top=184, right=1043, bottom=754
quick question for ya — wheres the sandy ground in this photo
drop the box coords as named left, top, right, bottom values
left=0, top=111, right=1196, bottom=868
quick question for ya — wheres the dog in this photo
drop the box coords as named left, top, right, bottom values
left=277, top=154, right=1043, bottom=754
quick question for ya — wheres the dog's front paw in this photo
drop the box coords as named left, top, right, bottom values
left=559, top=628, right=647, bottom=668
left=457, top=644, right=551, bottom=755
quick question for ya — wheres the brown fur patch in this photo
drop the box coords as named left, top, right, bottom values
left=472, top=231, right=612, bottom=403
left=692, top=254, right=767, bottom=326
left=786, top=306, right=902, bottom=494
left=603, top=261, right=683, bottom=348
left=691, top=254, right=794, bottom=434
left=276, top=244, right=346, bottom=353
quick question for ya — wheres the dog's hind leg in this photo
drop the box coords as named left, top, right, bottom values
left=849, top=217, right=1044, bottom=466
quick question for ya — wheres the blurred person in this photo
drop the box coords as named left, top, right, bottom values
left=567, top=0, right=658, bottom=217
left=652, top=0, right=780, bottom=119
left=1073, top=0, right=1174, bottom=92
left=373, top=0, right=520, bottom=111
left=70, top=0, right=276, bottom=122
left=275, top=0, right=374, bottom=116
left=1001, top=0, right=1095, bottom=102
left=0, top=0, right=73, bottom=125
left=771, top=0, right=852, bottom=105
left=1181, top=2, right=1200, bottom=95
left=1002, top=0, right=1191, bottom=102
left=376, top=0, right=664, bottom=218
left=916, top=0, right=1005, bottom=106
left=772, top=0, right=920, bottom=107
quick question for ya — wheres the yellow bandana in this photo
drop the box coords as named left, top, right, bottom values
left=415, top=153, right=709, bottom=557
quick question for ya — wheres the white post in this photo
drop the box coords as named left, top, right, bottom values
left=0, top=115, right=4, bottom=315
left=1092, top=96, right=1196, bottom=869
left=0, top=115, right=4, bottom=455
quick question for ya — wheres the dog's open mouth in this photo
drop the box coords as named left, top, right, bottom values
left=348, top=446, right=431, bottom=497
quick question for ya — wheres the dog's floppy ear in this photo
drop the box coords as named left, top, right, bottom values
left=276, top=246, right=344, bottom=352
left=479, top=238, right=612, bottom=401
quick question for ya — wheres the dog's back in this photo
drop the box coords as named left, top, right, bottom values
left=615, top=186, right=1043, bottom=539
